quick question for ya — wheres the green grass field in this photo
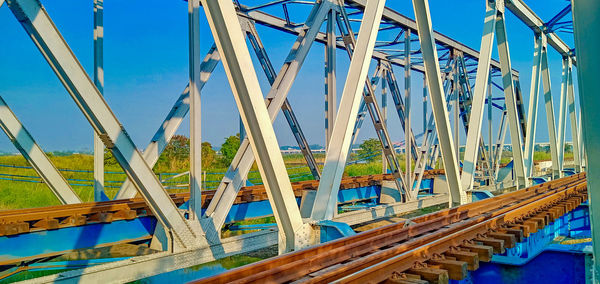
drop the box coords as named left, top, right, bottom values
left=0, top=150, right=574, bottom=210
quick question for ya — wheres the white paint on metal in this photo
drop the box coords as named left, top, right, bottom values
left=412, top=0, right=464, bottom=205
left=311, top=0, right=387, bottom=220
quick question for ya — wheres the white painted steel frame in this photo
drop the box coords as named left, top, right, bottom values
left=93, top=0, right=105, bottom=201
left=571, top=0, right=599, bottom=278
left=495, top=10, right=526, bottom=188
left=203, top=1, right=332, bottom=232
left=6, top=0, right=197, bottom=250
left=565, top=58, right=581, bottom=172
left=540, top=41, right=560, bottom=179
left=411, top=0, right=463, bottom=205
left=311, top=0, right=387, bottom=220
left=0, top=96, right=81, bottom=204
left=188, top=0, right=203, bottom=220
left=200, top=0, right=307, bottom=252
left=460, top=0, right=496, bottom=193
left=334, top=7, right=412, bottom=201
left=325, top=9, right=337, bottom=149
left=524, top=34, right=543, bottom=179
left=116, top=46, right=220, bottom=200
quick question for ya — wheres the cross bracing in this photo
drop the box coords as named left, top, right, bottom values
left=0, top=0, right=596, bottom=282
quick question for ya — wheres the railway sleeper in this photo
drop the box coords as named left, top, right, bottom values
left=459, top=244, right=493, bottom=262
left=406, top=267, right=449, bottom=284
left=386, top=273, right=428, bottom=284
left=473, top=237, right=504, bottom=254
left=428, top=258, right=468, bottom=280
left=445, top=249, right=479, bottom=270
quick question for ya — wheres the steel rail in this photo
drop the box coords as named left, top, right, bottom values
left=336, top=180, right=586, bottom=283
left=191, top=173, right=585, bottom=283
left=0, top=171, right=444, bottom=237
left=314, top=179, right=586, bottom=283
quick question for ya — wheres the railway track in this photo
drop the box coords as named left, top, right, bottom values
left=192, top=173, right=587, bottom=284
left=0, top=170, right=444, bottom=236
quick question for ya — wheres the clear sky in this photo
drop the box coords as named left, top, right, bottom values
left=0, top=0, right=576, bottom=152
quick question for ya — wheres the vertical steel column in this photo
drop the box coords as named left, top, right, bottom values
left=381, top=64, right=388, bottom=173
left=572, top=0, right=600, bottom=278
left=566, top=58, right=581, bottom=172
left=335, top=6, right=411, bottom=200
left=188, top=0, right=202, bottom=220
left=494, top=107, right=508, bottom=178
left=423, top=76, right=427, bottom=135
left=460, top=0, right=496, bottom=193
left=242, top=17, right=321, bottom=180
left=412, top=0, right=464, bottom=205
left=116, top=46, right=220, bottom=200
left=488, top=75, right=494, bottom=174
left=204, top=3, right=330, bottom=231
left=495, top=10, right=526, bottom=188
left=524, top=34, right=543, bottom=179
left=201, top=0, right=307, bottom=252
left=6, top=0, right=196, bottom=249
left=404, top=29, right=412, bottom=187
left=578, top=111, right=585, bottom=169
left=540, top=41, right=560, bottom=180
left=452, top=58, right=460, bottom=160
left=557, top=57, right=569, bottom=176
left=381, top=63, right=420, bottom=159
left=325, top=9, right=337, bottom=149
left=311, top=0, right=387, bottom=220
left=92, top=0, right=104, bottom=201
left=0, top=97, right=81, bottom=204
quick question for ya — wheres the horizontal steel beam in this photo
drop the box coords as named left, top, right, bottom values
left=240, top=1, right=518, bottom=76
left=347, top=0, right=515, bottom=75
left=505, top=0, right=575, bottom=62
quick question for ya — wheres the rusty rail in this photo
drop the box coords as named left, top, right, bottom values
left=192, top=173, right=587, bottom=284
left=0, top=171, right=444, bottom=236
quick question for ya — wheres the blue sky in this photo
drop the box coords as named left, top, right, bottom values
left=0, top=0, right=576, bottom=152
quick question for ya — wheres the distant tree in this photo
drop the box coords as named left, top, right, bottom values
left=163, top=135, right=190, bottom=160
left=202, top=142, right=216, bottom=168
left=104, top=150, right=119, bottom=167
left=565, top=144, right=573, bottom=153
left=357, top=138, right=381, bottom=162
left=220, top=134, right=241, bottom=167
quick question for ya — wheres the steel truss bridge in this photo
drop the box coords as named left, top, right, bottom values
left=0, top=0, right=599, bottom=283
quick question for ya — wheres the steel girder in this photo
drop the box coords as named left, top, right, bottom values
left=404, top=29, right=412, bottom=186
left=571, top=0, right=599, bottom=277
left=524, top=34, right=543, bottom=179
left=310, top=0, right=387, bottom=220
left=203, top=1, right=332, bottom=232
left=238, top=0, right=517, bottom=77
left=565, top=58, right=581, bottom=172
left=540, top=40, right=561, bottom=180
left=116, top=16, right=321, bottom=200
left=495, top=9, right=527, bottom=188
left=242, top=17, right=321, bottom=181
left=506, top=0, right=574, bottom=62
left=325, top=9, right=337, bottom=149
left=200, top=0, right=311, bottom=253
left=115, top=46, right=220, bottom=200
left=0, top=97, right=81, bottom=204
left=334, top=5, right=413, bottom=202
left=93, top=0, right=105, bottom=201
left=461, top=1, right=526, bottom=194
left=188, top=0, right=203, bottom=220
left=460, top=1, right=498, bottom=193
left=6, top=0, right=197, bottom=250
left=557, top=57, right=569, bottom=176
left=412, top=0, right=464, bottom=205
